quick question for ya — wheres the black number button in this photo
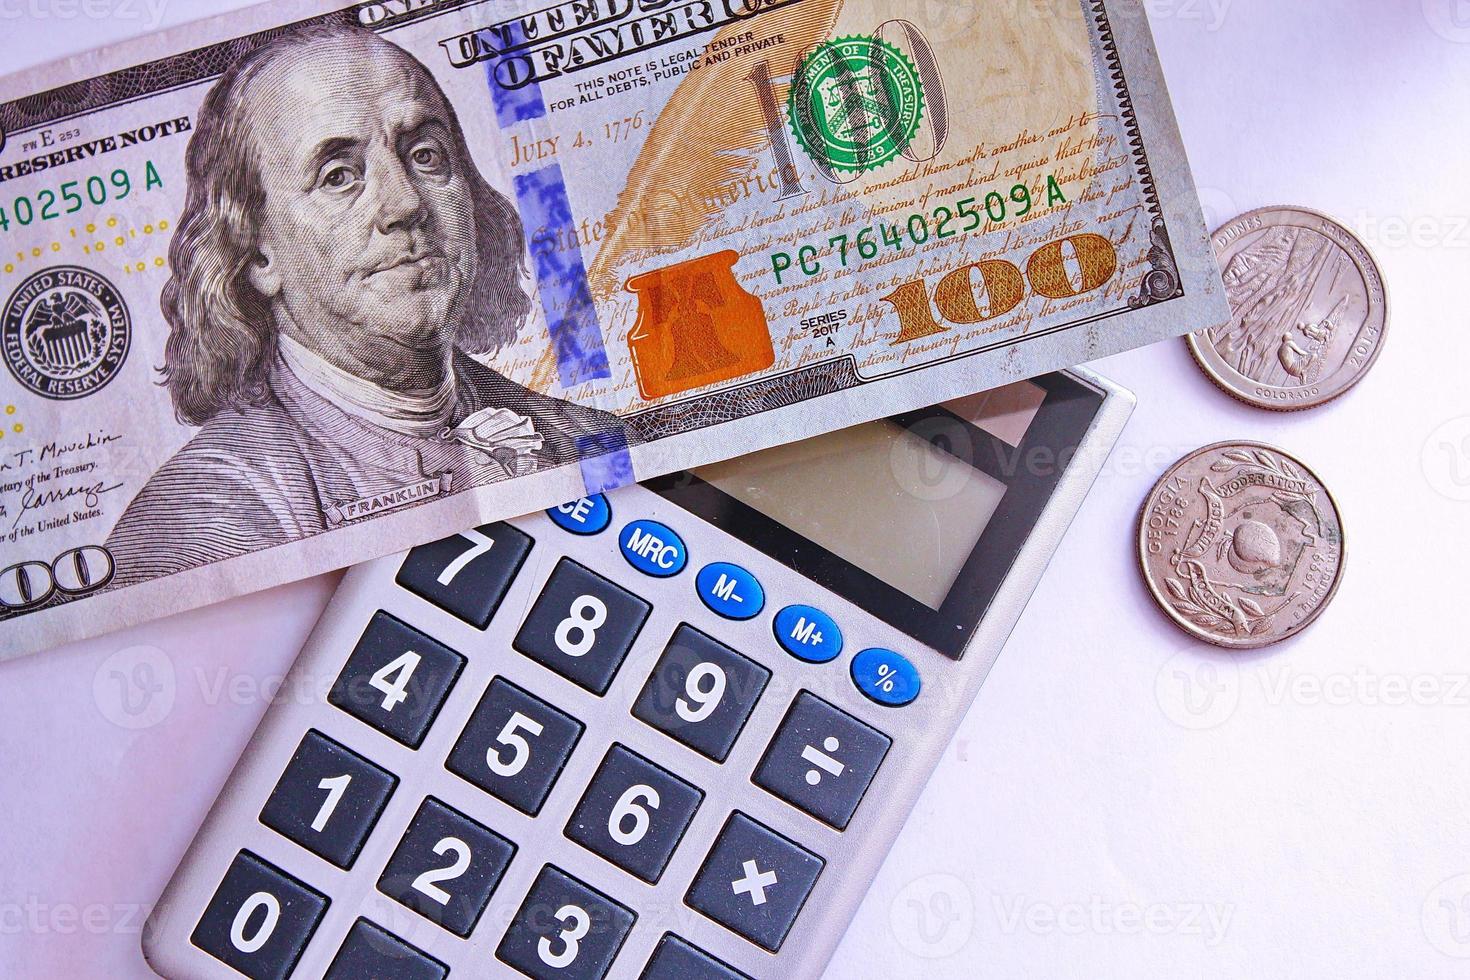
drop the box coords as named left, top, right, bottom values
left=631, top=625, right=770, bottom=762
left=641, top=934, right=751, bottom=980
left=190, top=851, right=328, bottom=980
left=752, top=692, right=891, bottom=830
left=564, top=745, right=703, bottom=884
left=445, top=678, right=584, bottom=816
left=324, top=918, right=447, bottom=980
left=395, top=522, right=533, bottom=628
left=328, top=612, right=465, bottom=748
left=258, top=730, right=397, bottom=869
left=513, top=559, right=650, bottom=695
left=376, top=797, right=516, bottom=938
left=496, top=866, right=635, bottom=980
left=685, top=813, right=823, bottom=953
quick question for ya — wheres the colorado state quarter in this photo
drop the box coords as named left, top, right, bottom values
left=1138, top=442, right=1345, bottom=649
left=1188, top=207, right=1387, bottom=410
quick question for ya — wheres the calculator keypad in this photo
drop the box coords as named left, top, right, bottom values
left=190, top=851, right=328, bottom=980
left=752, top=692, right=892, bottom=830
left=513, top=558, right=652, bottom=695
left=323, top=918, right=447, bottom=980
left=564, top=745, right=704, bottom=883
left=685, top=813, right=823, bottom=953
left=496, top=865, right=636, bottom=980
left=394, top=523, right=533, bottom=628
left=172, top=498, right=923, bottom=979
left=445, top=677, right=585, bottom=816
left=631, top=625, right=770, bottom=762
left=376, top=797, right=515, bottom=938
left=641, top=933, right=751, bottom=980
left=259, top=730, right=397, bottom=869
left=327, top=612, right=465, bottom=748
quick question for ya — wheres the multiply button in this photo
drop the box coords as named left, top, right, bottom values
left=696, top=562, right=764, bottom=620
left=752, top=692, right=891, bottom=830
left=620, top=519, right=687, bottom=577
left=685, top=813, right=822, bottom=952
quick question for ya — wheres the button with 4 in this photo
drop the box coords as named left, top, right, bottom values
left=327, top=612, right=465, bottom=749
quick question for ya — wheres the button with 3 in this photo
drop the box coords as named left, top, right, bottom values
left=496, top=866, right=636, bottom=980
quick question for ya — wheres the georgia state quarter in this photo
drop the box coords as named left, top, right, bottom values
left=1138, top=442, right=1346, bottom=649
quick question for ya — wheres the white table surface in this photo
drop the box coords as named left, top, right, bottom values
left=3, top=3, right=1469, bottom=977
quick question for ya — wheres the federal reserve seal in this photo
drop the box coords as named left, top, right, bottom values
left=2, top=266, right=130, bottom=400
left=788, top=35, right=925, bottom=174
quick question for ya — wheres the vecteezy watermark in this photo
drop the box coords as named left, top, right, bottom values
left=0, top=898, right=151, bottom=935
left=1423, top=874, right=1470, bottom=958
left=92, top=644, right=175, bottom=730
left=889, top=873, right=975, bottom=959
left=1423, top=417, right=1470, bottom=503
left=1155, top=648, right=1241, bottom=731
left=1353, top=211, right=1470, bottom=252
left=991, top=895, right=1234, bottom=946
left=1157, top=652, right=1470, bottom=731
left=1423, top=0, right=1470, bottom=43
left=0, top=0, right=170, bottom=28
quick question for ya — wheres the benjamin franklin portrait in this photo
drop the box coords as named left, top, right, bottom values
left=106, top=22, right=628, bottom=585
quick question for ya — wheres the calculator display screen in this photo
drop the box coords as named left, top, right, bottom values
left=648, top=373, right=1106, bottom=659
left=693, top=421, right=1008, bottom=610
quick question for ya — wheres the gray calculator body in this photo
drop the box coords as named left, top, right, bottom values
left=144, top=369, right=1131, bottom=980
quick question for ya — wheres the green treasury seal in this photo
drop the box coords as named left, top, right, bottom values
left=788, top=35, right=925, bottom=175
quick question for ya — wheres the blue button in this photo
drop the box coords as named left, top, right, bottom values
left=851, top=648, right=920, bottom=707
left=773, top=604, right=843, bottom=663
left=696, top=562, right=764, bottom=620
left=619, top=520, right=687, bottom=577
left=547, top=494, right=611, bottom=535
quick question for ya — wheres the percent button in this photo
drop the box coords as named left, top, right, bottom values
left=850, top=648, right=920, bottom=707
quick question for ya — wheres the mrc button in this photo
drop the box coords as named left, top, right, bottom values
left=620, top=519, right=687, bottom=577
left=696, top=562, right=764, bottom=620
left=773, top=605, right=842, bottom=663
left=547, top=494, right=611, bottom=535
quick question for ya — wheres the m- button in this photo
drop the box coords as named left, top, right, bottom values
left=620, top=520, right=688, bottom=578
left=696, top=563, right=764, bottom=621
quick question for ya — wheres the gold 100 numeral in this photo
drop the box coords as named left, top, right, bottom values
left=881, top=233, right=1119, bottom=345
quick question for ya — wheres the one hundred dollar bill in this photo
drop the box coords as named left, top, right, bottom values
left=0, top=0, right=1227, bottom=659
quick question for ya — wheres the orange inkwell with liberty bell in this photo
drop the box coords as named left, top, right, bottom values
left=625, top=249, right=774, bottom=400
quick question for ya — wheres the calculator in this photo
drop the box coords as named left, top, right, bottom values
left=143, top=369, right=1131, bottom=980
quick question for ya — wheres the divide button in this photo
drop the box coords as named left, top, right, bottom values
left=620, top=519, right=688, bottom=577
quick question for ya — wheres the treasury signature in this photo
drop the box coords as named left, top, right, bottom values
left=12, top=480, right=124, bottom=531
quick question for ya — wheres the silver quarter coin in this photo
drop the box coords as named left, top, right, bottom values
left=1138, top=442, right=1346, bottom=649
left=1187, top=206, right=1388, bottom=410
